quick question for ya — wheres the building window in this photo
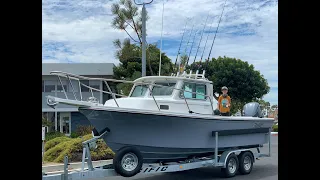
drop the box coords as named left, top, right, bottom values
left=80, top=80, right=90, bottom=92
left=67, top=80, right=80, bottom=92
left=42, top=81, right=44, bottom=92
left=180, top=82, right=206, bottom=100
left=44, top=80, right=56, bottom=92
left=80, top=80, right=100, bottom=92
left=90, top=80, right=100, bottom=91
left=57, top=80, right=68, bottom=92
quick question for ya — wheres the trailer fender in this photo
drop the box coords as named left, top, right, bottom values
left=219, top=149, right=251, bottom=168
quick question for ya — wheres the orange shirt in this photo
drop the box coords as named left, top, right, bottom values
left=218, top=95, right=231, bottom=113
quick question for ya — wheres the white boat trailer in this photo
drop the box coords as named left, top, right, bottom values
left=42, top=130, right=271, bottom=180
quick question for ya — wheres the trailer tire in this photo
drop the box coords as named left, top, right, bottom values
left=238, top=151, right=253, bottom=175
left=221, top=153, right=239, bottom=178
left=113, top=146, right=143, bottom=177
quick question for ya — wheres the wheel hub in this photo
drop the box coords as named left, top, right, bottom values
left=228, top=158, right=237, bottom=174
left=121, top=153, right=138, bottom=172
left=243, top=156, right=252, bottom=170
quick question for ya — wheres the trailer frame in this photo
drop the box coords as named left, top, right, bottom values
left=42, top=130, right=271, bottom=180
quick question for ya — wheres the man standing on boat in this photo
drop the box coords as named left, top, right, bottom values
left=218, top=86, right=231, bottom=116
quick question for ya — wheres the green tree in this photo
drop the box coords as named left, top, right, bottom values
left=189, top=56, right=270, bottom=113
left=180, top=54, right=188, bottom=66
left=111, top=0, right=146, bottom=44
left=255, top=99, right=271, bottom=111
left=113, top=41, right=173, bottom=96
left=111, top=0, right=154, bottom=75
left=116, top=71, right=141, bottom=96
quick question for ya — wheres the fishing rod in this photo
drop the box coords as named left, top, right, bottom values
left=183, top=23, right=195, bottom=56
left=207, top=0, right=228, bottom=61
left=186, top=29, right=199, bottom=67
left=200, top=14, right=217, bottom=62
left=193, top=14, right=210, bottom=64
left=174, top=19, right=189, bottom=67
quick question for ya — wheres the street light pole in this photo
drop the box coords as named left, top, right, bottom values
left=159, top=1, right=165, bottom=76
left=134, top=0, right=154, bottom=77
left=141, top=4, right=147, bottom=77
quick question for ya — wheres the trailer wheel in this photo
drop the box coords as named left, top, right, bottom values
left=238, top=151, right=253, bottom=175
left=221, top=153, right=239, bottom=178
left=113, top=146, right=143, bottom=177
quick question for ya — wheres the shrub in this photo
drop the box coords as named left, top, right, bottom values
left=272, top=124, right=278, bottom=132
left=91, top=139, right=115, bottom=161
left=45, top=136, right=71, bottom=151
left=70, top=132, right=79, bottom=138
left=44, top=134, right=114, bottom=163
left=71, top=125, right=94, bottom=138
left=45, top=131, right=65, bottom=141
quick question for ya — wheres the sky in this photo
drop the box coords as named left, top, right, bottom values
left=42, top=0, right=278, bottom=105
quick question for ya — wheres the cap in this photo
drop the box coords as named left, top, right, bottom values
left=221, top=86, right=228, bottom=90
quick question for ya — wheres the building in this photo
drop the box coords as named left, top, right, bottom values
left=42, top=63, right=115, bottom=135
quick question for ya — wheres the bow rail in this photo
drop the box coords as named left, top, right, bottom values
left=47, top=71, right=215, bottom=114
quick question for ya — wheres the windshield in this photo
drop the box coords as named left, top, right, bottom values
left=130, top=85, right=149, bottom=97
left=152, top=82, right=176, bottom=96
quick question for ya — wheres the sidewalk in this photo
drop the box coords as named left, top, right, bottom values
left=271, top=132, right=278, bottom=136
left=42, top=159, right=112, bottom=174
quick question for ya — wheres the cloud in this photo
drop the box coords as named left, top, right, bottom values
left=42, top=0, right=278, bottom=104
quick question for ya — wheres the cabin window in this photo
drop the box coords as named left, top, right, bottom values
left=180, top=82, right=206, bottom=100
left=151, top=82, right=176, bottom=96
left=131, top=85, right=149, bottom=97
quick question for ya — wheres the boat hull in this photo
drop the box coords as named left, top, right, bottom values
left=79, top=107, right=273, bottom=163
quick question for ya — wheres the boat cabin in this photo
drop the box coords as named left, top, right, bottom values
left=104, top=71, right=218, bottom=115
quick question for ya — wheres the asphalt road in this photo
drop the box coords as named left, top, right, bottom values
left=108, top=136, right=278, bottom=180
